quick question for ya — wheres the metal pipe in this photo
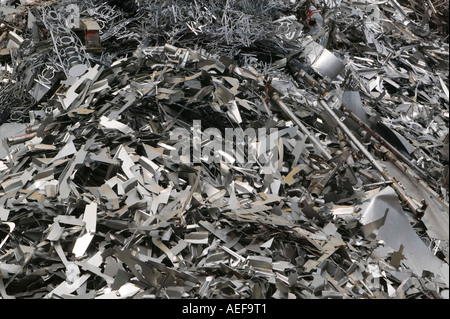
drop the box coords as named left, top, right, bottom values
left=363, top=180, right=394, bottom=190
left=341, top=104, right=437, bottom=188
left=272, top=92, right=333, bottom=161
left=293, top=69, right=437, bottom=214
left=7, top=133, right=37, bottom=146
left=292, top=69, right=428, bottom=215
left=318, top=98, right=420, bottom=215
left=320, top=99, right=386, bottom=173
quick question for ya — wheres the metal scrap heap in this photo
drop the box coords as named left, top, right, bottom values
left=0, top=0, right=448, bottom=299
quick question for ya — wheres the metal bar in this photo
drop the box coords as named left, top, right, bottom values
left=271, top=92, right=333, bottom=161
left=7, top=132, right=37, bottom=146
left=318, top=98, right=421, bottom=215
left=341, top=104, right=440, bottom=190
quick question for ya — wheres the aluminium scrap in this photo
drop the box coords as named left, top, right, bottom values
left=0, top=0, right=448, bottom=299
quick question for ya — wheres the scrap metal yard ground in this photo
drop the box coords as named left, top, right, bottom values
left=0, top=0, right=448, bottom=299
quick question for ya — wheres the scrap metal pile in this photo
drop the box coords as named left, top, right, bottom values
left=0, top=0, right=448, bottom=299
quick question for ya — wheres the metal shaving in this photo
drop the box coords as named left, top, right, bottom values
left=0, top=0, right=448, bottom=299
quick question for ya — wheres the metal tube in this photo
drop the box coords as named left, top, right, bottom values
left=318, top=98, right=420, bottom=215
left=272, top=93, right=333, bottom=161
left=363, top=180, right=394, bottom=190
left=319, top=99, right=386, bottom=173
left=6, top=133, right=37, bottom=146
left=341, top=104, right=438, bottom=189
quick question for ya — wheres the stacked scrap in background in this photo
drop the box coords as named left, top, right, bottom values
left=0, top=0, right=448, bottom=299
